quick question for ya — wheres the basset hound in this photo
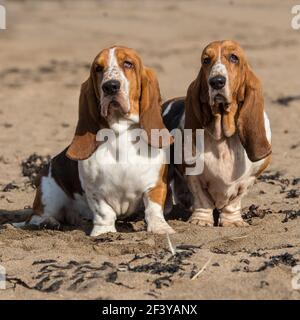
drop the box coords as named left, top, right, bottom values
left=29, top=46, right=175, bottom=236
left=163, top=40, right=272, bottom=227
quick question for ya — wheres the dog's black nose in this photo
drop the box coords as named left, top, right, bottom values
left=102, top=80, right=121, bottom=95
left=209, top=75, right=226, bottom=90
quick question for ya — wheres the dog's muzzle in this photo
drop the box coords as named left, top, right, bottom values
left=102, top=79, right=121, bottom=96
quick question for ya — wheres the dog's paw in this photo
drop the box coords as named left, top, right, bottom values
left=147, top=219, right=175, bottom=234
left=39, top=217, right=61, bottom=230
left=189, top=217, right=214, bottom=227
left=219, top=219, right=249, bottom=227
left=188, top=210, right=214, bottom=227
left=90, top=225, right=117, bottom=237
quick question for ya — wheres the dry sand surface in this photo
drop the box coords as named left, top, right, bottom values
left=0, top=0, right=299, bottom=300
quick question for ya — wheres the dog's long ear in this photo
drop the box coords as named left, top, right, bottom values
left=237, top=66, right=271, bottom=162
left=66, top=73, right=104, bottom=160
left=185, top=68, right=212, bottom=130
left=139, top=67, right=173, bottom=148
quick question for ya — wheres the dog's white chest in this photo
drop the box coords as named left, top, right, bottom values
left=204, top=132, right=252, bottom=182
left=78, top=127, right=164, bottom=215
left=199, top=135, right=258, bottom=208
left=200, top=112, right=271, bottom=208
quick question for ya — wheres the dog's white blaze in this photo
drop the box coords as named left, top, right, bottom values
left=208, top=47, right=230, bottom=105
left=100, top=47, right=130, bottom=117
left=107, top=47, right=119, bottom=80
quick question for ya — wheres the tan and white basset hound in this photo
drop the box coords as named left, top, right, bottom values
left=163, top=40, right=272, bottom=227
left=29, top=46, right=175, bottom=236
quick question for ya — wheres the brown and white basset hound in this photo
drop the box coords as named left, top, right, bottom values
left=163, top=40, right=272, bottom=227
left=29, top=46, right=175, bottom=236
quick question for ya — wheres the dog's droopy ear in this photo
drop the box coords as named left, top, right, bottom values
left=237, top=67, right=271, bottom=162
left=185, top=68, right=212, bottom=131
left=66, top=78, right=103, bottom=160
left=139, top=67, right=173, bottom=148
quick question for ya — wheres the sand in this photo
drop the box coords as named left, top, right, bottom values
left=0, top=0, right=299, bottom=300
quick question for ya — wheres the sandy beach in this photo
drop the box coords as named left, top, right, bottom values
left=0, top=0, right=299, bottom=299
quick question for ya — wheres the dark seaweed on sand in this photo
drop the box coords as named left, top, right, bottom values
left=2, top=182, right=19, bottom=192
left=286, top=189, right=299, bottom=199
left=6, top=246, right=197, bottom=293
left=21, top=153, right=50, bottom=186
left=254, top=253, right=299, bottom=272
left=281, top=210, right=300, bottom=223
left=274, top=95, right=300, bottom=106
left=242, top=205, right=271, bottom=224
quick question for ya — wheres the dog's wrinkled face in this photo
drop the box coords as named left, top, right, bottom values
left=93, top=46, right=142, bottom=123
left=66, top=45, right=172, bottom=160
left=201, top=40, right=246, bottom=110
left=185, top=40, right=271, bottom=161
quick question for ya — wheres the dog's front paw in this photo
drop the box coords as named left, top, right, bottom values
left=188, top=210, right=214, bottom=227
left=90, top=225, right=117, bottom=236
left=147, top=219, right=175, bottom=234
left=189, top=217, right=214, bottom=227
left=219, top=219, right=249, bottom=227
left=39, top=217, right=61, bottom=230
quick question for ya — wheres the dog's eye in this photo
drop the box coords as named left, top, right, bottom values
left=95, top=64, right=103, bottom=73
left=229, top=54, right=239, bottom=64
left=124, top=61, right=134, bottom=69
left=203, top=57, right=211, bottom=65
